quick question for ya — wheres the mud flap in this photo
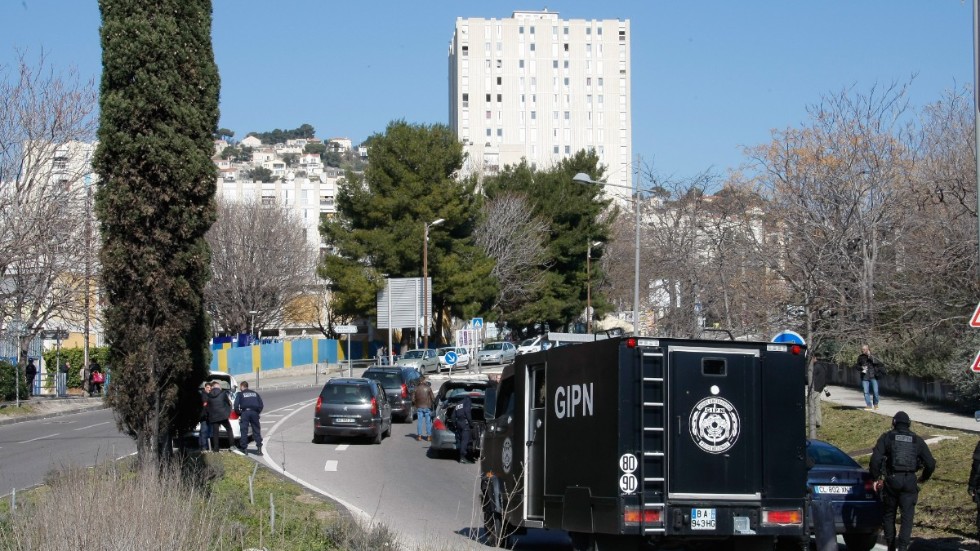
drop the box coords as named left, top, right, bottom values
left=810, top=498, right=837, bottom=551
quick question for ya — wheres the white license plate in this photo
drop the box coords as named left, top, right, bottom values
left=334, top=418, right=355, bottom=424
left=816, top=485, right=851, bottom=494
left=691, top=508, right=716, bottom=530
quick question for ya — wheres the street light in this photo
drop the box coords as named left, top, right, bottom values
left=248, top=310, right=258, bottom=344
left=423, top=218, right=444, bottom=349
left=573, top=172, right=644, bottom=333
left=586, top=240, right=601, bottom=333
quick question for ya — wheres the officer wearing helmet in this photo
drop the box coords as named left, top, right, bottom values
left=870, top=410, right=936, bottom=551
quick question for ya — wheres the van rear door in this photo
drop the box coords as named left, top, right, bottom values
left=666, top=346, right=762, bottom=499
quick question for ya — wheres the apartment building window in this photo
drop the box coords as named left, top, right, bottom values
left=586, top=43, right=592, bottom=57
left=564, top=111, right=570, bottom=120
left=497, top=59, right=503, bottom=69
left=619, top=95, right=626, bottom=106
left=497, top=93, right=502, bottom=102
left=497, top=76, right=502, bottom=85
left=586, top=27, right=592, bottom=35
left=485, top=42, right=491, bottom=54
left=519, top=59, right=525, bottom=68
left=564, top=94, right=570, bottom=106
left=531, top=110, right=536, bottom=121
left=530, top=43, right=535, bottom=52
left=552, top=26, right=558, bottom=39
left=564, top=60, right=569, bottom=69
left=598, top=77, right=604, bottom=90
left=619, top=29, right=626, bottom=41
left=619, top=43, right=626, bottom=60
left=553, top=111, right=559, bottom=120
left=565, top=145, right=571, bottom=154
left=531, top=94, right=537, bottom=105
left=519, top=25, right=524, bottom=34
left=497, top=128, right=503, bottom=137
left=462, top=45, right=468, bottom=56
left=485, top=59, right=491, bottom=70
left=587, top=94, right=592, bottom=105
left=487, top=128, right=492, bottom=137
left=563, top=77, right=569, bottom=87
left=598, top=95, right=604, bottom=107
left=597, top=27, right=603, bottom=35
left=530, top=26, right=535, bottom=34
left=520, top=94, right=526, bottom=105
left=486, top=110, right=492, bottom=119
left=462, top=93, right=469, bottom=108
left=497, top=42, right=502, bottom=52
left=261, top=195, right=275, bottom=206
left=620, top=77, right=626, bottom=90
left=563, top=26, right=569, bottom=35
left=554, top=146, right=560, bottom=154
left=520, top=111, right=525, bottom=125
left=564, top=43, right=569, bottom=52
left=486, top=93, right=491, bottom=102
left=553, top=60, right=558, bottom=69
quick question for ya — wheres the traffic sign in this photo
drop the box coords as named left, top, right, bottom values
left=471, top=317, right=484, bottom=329
left=334, top=325, right=359, bottom=334
left=41, top=329, right=69, bottom=340
left=772, top=330, right=806, bottom=345
left=972, top=350, right=980, bottom=373
left=971, top=301, right=980, bottom=327
left=444, top=351, right=458, bottom=366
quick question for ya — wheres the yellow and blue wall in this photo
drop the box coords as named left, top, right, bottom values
left=211, top=338, right=339, bottom=376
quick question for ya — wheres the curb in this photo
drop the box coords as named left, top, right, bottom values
left=0, top=401, right=109, bottom=427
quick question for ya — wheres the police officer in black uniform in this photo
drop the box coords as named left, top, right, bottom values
left=870, top=410, right=936, bottom=551
left=233, top=381, right=264, bottom=456
left=967, top=439, right=980, bottom=543
left=453, top=394, right=473, bottom=464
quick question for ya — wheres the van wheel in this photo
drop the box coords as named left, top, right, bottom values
left=842, top=532, right=879, bottom=551
left=482, top=492, right=513, bottom=547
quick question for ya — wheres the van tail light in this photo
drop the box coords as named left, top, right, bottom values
left=401, top=383, right=408, bottom=398
left=762, top=509, right=803, bottom=526
left=371, top=397, right=378, bottom=416
left=623, top=506, right=662, bottom=526
left=315, top=396, right=322, bottom=415
left=229, top=410, right=239, bottom=421
left=433, top=418, right=447, bottom=431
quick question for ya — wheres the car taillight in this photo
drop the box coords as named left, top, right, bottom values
left=433, top=418, right=447, bottom=431
left=401, top=383, right=408, bottom=398
left=762, top=509, right=803, bottom=526
left=315, top=396, right=322, bottom=415
left=371, top=397, right=378, bottom=416
left=229, top=410, right=238, bottom=420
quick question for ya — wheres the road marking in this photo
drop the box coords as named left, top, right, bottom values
left=74, top=422, right=110, bottom=431
left=324, top=460, right=338, bottom=472
left=20, top=433, right=58, bottom=444
left=336, top=444, right=349, bottom=451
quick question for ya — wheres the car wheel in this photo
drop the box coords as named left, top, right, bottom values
left=482, top=489, right=513, bottom=547
left=842, top=532, right=879, bottom=551
left=383, top=421, right=392, bottom=438
left=312, top=434, right=325, bottom=444
left=372, top=428, right=383, bottom=444
left=403, top=408, right=415, bottom=423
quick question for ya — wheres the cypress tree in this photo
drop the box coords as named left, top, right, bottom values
left=93, top=0, right=219, bottom=460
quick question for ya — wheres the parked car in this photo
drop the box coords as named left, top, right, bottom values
left=437, top=346, right=471, bottom=371
left=313, top=377, right=392, bottom=444
left=429, top=378, right=495, bottom=460
left=395, top=348, right=441, bottom=374
left=185, top=371, right=240, bottom=448
left=361, top=366, right=420, bottom=423
left=477, top=341, right=517, bottom=365
left=516, top=336, right=545, bottom=355
left=806, top=438, right=883, bottom=551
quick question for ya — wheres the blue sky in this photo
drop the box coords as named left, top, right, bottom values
left=1, top=1, right=972, bottom=182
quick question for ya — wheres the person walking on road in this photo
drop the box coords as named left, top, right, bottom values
left=233, top=381, right=264, bottom=455
left=206, top=380, right=234, bottom=452
left=453, top=394, right=474, bottom=464
left=968, top=439, right=980, bottom=543
left=855, top=344, right=884, bottom=411
left=870, top=410, right=936, bottom=551
left=413, top=376, right=435, bottom=441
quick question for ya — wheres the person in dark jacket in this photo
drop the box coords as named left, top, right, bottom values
left=453, top=394, right=474, bottom=464
left=968, top=439, right=980, bottom=543
left=233, top=381, right=264, bottom=455
left=88, top=360, right=103, bottom=396
left=198, top=382, right=212, bottom=450
left=25, top=359, right=37, bottom=397
left=206, top=382, right=234, bottom=452
left=855, top=344, right=884, bottom=410
left=870, top=411, right=937, bottom=551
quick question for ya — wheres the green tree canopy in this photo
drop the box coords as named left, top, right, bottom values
left=482, top=150, right=612, bottom=331
left=94, top=0, right=219, bottom=461
left=319, top=120, right=495, bottom=340
left=247, top=123, right=315, bottom=145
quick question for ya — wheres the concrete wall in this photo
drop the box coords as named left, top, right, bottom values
left=211, top=338, right=338, bottom=376
left=825, top=363, right=960, bottom=406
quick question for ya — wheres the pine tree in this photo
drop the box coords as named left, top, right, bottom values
left=93, top=0, right=219, bottom=460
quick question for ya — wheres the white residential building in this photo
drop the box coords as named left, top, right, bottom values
left=449, top=10, right=632, bottom=200
left=240, top=135, right=263, bottom=148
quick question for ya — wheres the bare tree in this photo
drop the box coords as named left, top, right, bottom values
left=0, top=51, right=97, bottom=358
left=475, top=192, right=550, bottom=317
left=205, top=198, right=318, bottom=335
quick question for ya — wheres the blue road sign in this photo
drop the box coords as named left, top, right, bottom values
left=772, top=330, right=806, bottom=345
left=445, top=351, right=458, bottom=366
left=471, top=317, right=484, bottom=329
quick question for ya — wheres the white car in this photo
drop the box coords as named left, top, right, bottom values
left=437, top=346, right=471, bottom=371
left=187, top=371, right=241, bottom=447
left=516, top=336, right=545, bottom=355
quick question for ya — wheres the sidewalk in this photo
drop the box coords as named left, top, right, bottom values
left=822, top=383, right=980, bottom=434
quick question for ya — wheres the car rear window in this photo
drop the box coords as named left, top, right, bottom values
left=364, top=371, right=402, bottom=387
left=807, top=443, right=860, bottom=468
left=322, top=384, right=371, bottom=404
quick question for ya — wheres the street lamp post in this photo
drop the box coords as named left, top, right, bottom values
left=586, top=240, right=601, bottom=333
left=423, top=218, right=444, bottom=349
left=248, top=310, right=258, bottom=387
left=573, top=172, right=643, bottom=333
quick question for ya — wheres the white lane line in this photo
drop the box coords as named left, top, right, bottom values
left=335, top=444, right=349, bottom=451
left=262, top=399, right=372, bottom=524
left=324, top=460, right=339, bottom=472
left=20, top=433, right=58, bottom=444
left=74, top=422, right=110, bottom=431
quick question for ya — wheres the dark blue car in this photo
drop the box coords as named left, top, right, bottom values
left=806, top=439, right=883, bottom=551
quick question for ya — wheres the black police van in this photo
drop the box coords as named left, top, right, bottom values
left=480, top=335, right=808, bottom=550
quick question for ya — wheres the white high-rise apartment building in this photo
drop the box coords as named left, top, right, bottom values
left=449, top=10, right=632, bottom=200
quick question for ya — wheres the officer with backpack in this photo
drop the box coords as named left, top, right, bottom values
left=870, top=410, right=936, bottom=551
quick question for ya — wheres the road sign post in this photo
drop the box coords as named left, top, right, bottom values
left=972, top=302, right=980, bottom=372
left=335, top=325, right=359, bottom=376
